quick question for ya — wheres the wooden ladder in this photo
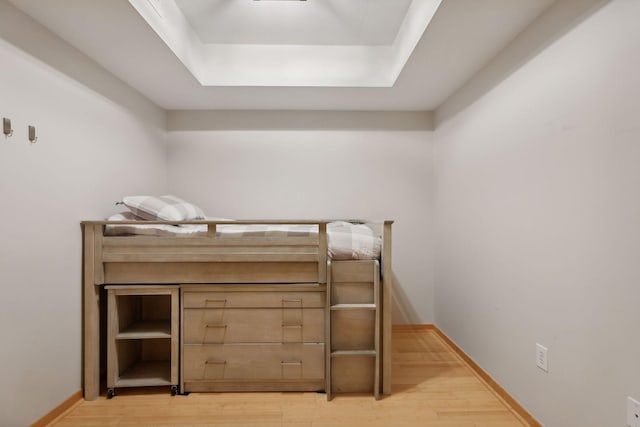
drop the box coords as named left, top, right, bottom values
left=326, top=260, right=380, bottom=400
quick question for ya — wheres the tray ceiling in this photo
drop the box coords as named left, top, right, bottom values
left=128, top=0, right=441, bottom=87
left=175, top=0, right=413, bottom=46
left=7, top=0, right=558, bottom=110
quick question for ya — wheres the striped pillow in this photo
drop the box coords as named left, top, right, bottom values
left=327, top=221, right=382, bottom=260
left=120, top=195, right=205, bottom=222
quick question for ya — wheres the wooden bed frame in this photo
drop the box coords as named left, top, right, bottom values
left=82, top=219, right=393, bottom=401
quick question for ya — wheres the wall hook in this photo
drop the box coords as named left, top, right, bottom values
left=3, top=117, right=13, bottom=138
left=28, top=125, right=38, bottom=143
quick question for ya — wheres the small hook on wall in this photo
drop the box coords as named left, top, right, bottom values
left=28, top=125, right=38, bottom=143
left=3, top=117, right=13, bottom=138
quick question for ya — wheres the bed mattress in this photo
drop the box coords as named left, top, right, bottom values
left=104, top=214, right=381, bottom=260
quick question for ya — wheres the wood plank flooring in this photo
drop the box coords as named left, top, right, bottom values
left=50, top=327, right=530, bottom=426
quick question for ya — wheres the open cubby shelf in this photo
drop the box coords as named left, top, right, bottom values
left=115, top=361, right=172, bottom=387
left=116, top=320, right=172, bottom=339
left=106, top=286, right=179, bottom=397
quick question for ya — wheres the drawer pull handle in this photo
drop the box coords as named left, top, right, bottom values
left=282, top=324, right=303, bottom=328
left=205, top=360, right=226, bottom=365
left=282, top=298, right=302, bottom=303
left=205, top=324, right=227, bottom=328
left=205, top=299, right=227, bottom=304
left=281, top=360, right=302, bottom=366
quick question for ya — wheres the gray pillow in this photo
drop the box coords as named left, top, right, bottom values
left=119, top=195, right=205, bottom=221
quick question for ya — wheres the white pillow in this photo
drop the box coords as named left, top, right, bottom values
left=119, top=195, right=205, bottom=221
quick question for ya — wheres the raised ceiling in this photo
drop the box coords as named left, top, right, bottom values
left=175, top=0, right=413, bottom=46
left=7, top=0, right=557, bottom=110
left=128, top=0, right=442, bottom=87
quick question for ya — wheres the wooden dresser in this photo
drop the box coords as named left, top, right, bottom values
left=180, top=284, right=326, bottom=392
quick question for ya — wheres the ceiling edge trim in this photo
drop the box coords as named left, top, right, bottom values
left=167, top=110, right=434, bottom=131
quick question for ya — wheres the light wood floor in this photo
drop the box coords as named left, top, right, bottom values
left=50, top=327, right=529, bottom=426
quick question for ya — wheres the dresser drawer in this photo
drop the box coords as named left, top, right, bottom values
left=183, top=308, right=324, bottom=344
left=183, top=343, right=324, bottom=381
left=183, top=291, right=325, bottom=309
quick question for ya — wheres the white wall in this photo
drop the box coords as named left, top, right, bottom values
left=0, top=3, right=167, bottom=426
left=167, top=110, right=435, bottom=324
left=7, top=1, right=637, bottom=425
left=434, top=1, right=640, bottom=426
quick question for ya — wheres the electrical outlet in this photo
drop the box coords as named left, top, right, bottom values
left=628, top=396, right=640, bottom=427
left=535, top=343, right=548, bottom=372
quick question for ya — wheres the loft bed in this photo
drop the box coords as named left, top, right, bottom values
left=82, top=219, right=393, bottom=401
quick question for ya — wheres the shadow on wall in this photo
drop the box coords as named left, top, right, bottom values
left=436, top=0, right=610, bottom=125
left=0, top=1, right=163, bottom=127
left=391, top=271, right=423, bottom=324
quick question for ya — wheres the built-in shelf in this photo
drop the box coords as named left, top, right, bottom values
left=106, top=285, right=179, bottom=397
left=115, top=361, right=171, bottom=387
left=117, top=320, right=171, bottom=339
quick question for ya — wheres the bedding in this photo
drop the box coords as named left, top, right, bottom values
left=327, top=221, right=382, bottom=260
left=104, top=215, right=382, bottom=260
left=104, top=212, right=206, bottom=236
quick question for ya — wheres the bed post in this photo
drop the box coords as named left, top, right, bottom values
left=206, top=222, right=217, bottom=238
left=381, top=220, right=393, bottom=395
left=82, top=223, right=102, bottom=400
left=318, top=222, right=327, bottom=284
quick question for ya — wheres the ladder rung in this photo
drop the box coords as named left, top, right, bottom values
left=330, top=303, right=376, bottom=310
left=331, top=350, right=377, bottom=357
left=327, top=259, right=381, bottom=401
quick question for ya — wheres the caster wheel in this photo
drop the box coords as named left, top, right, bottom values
left=107, top=388, right=115, bottom=399
left=170, top=385, right=178, bottom=396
